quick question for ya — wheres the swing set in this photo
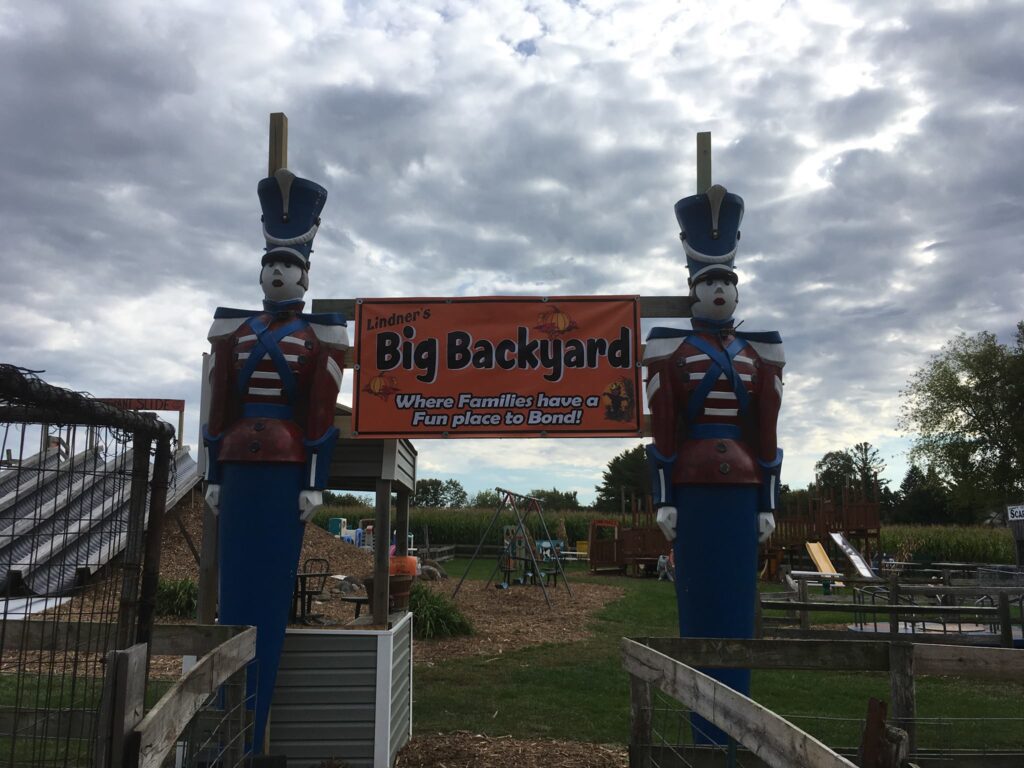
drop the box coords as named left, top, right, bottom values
left=451, top=487, right=573, bottom=608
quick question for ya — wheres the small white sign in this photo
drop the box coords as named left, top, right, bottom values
left=1007, top=504, right=1024, bottom=522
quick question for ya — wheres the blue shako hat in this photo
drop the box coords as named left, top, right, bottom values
left=258, top=168, right=328, bottom=269
left=674, top=184, right=744, bottom=285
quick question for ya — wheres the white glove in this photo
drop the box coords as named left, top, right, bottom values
left=205, top=484, right=220, bottom=516
left=656, top=506, right=677, bottom=543
left=299, top=490, right=323, bottom=522
left=758, top=511, right=776, bottom=544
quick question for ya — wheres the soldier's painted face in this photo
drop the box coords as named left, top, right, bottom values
left=260, top=259, right=308, bottom=302
left=690, top=275, right=738, bottom=321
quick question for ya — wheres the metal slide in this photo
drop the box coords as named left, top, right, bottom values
left=804, top=541, right=845, bottom=587
left=828, top=530, right=876, bottom=578
left=0, top=446, right=199, bottom=597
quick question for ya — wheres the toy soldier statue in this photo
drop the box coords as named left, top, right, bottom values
left=202, top=169, right=348, bottom=751
left=644, top=185, right=784, bottom=743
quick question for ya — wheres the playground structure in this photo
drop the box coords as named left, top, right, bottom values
left=452, top=487, right=573, bottom=608
left=587, top=494, right=670, bottom=576
left=767, top=482, right=883, bottom=581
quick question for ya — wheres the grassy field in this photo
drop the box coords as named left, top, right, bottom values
left=415, top=559, right=1024, bottom=751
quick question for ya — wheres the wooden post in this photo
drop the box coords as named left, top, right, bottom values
left=696, top=131, right=712, bottom=193
left=859, top=697, right=909, bottom=768
left=888, top=642, right=916, bottom=756
left=268, top=112, right=288, bottom=175
left=998, top=593, right=1013, bottom=648
left=372, top=479, right=392, bottom=626
left=798, top=578, right=810, bottom=631
left=628, top=674, right=653, bottom=768
left=94, top=644, right=147, bottom=768
left=395, top=488, right=410, bottom=556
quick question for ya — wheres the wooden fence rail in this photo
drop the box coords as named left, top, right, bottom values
left=621, top=638, right=858, bottom=768
left=760, top=593, right=1019, bottom=647
left=128, top=626, right=256, bottom=768
left=622, top=637, right=1024, bottom=765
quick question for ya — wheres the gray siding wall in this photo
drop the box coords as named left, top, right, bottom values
left=271, top=632, right=377, bottom=768
left=389, top=616, right=413, bottom=763
left=270, top=618, right=413, bottom=768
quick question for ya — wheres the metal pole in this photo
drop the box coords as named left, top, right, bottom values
left=452, top=499, right=505, bottom=599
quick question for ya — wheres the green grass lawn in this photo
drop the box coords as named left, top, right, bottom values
left=415, top=561, right=1024, bottom=751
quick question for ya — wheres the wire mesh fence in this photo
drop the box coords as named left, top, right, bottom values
left=642, top=687, right=1024, bottom=767
left=0, top=365, right=175, bottom=768
left=626, top=636, right=1024, bottom=768
left=160, top=664, right=256, bottom=768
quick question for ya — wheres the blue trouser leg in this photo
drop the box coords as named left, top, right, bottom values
left=218, top=462, right=305, bottom=753
left=673, top=484, right=759, bottom=745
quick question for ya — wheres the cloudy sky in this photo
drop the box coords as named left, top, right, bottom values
left=2, top=0, right=1022, bottom=505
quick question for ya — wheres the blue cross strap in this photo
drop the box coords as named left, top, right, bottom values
left=237, top=316, right=307, bottom=404
left=683, top=335, right=752, bottom=423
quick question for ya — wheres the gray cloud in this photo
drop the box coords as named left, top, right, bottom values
left=2, top=0, right=1023, bottom=500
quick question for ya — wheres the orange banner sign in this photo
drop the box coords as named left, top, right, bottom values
left=353, top=296, right=642, bottom=438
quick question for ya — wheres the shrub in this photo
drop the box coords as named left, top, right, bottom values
left=156, top=579, right=198, bottom=618
left=409, top=582, right=473, bottom=640
left=880, top=525, right=1015, bottom=564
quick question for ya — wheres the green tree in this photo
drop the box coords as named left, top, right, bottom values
left=899, top=322, right=1024, bottom=516
left=892, top=464, right=949, bottom=524
left=814, top=450, right=857, bottom=494
left=471, top=488, right=502, bottom=508
left=593, top=444, right=650, bottom=511
left=442, top=478, right=469, bottom=508
left=529, top=487, right=581, bottom=511
left=849, top=442, right=888, bottom=494
left=412, top=477, right=469, bottom=508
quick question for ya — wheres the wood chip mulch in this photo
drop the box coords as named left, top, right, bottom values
left=159, top=491, right=376, bottom=583
left=413, top=577, right=624, bottom=664
left=395, top=731, right=627, bottom=768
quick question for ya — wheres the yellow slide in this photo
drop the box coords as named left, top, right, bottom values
left=805, top=541, right=845, bottom=587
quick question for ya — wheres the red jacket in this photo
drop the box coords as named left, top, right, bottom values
left=644, top=327, right=783, bottom=488
left=203, top=303, right=348, bottom=488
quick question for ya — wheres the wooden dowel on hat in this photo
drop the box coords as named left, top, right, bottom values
left=269, top=112, right=288, bottom=176
left=696, top=131, right=712, bottom=194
